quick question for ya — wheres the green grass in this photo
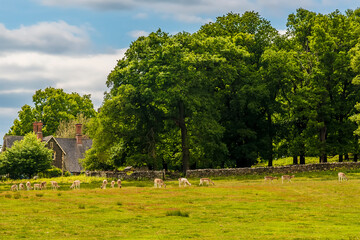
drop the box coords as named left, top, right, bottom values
left=1, top=172, right=360, bottom=239
left=255, top=155, right=346, bottom=167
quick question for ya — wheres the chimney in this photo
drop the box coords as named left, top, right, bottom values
left=75, top=123, right=82, bottom=145
left=33, top=121, right=38, bottom=133
left=36, top=122, right=43, bottom=141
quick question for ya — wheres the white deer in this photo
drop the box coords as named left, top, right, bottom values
left=338, top=172, right=348, bottom=182
left=178, top=178, right=191, bottom=187
left=70, top=180, right=81, bottom=189
left=154, top=178, right=166, bottom=188
left=100, top=179, right=108, bottom=189
left=199, top=178, right=215, bottom=186
left=33, top=184, right=41, bottom=190
left=117, top=179, right=122, bottom=188
left=50, top=181, right=60, bottom=190
left=111, top=180, right=115, bottom=188
left=281, top=175, right=295, bottom=183
left=19, top=183, right=25, bottom=190
left=264, top=176, right=278, bottom=182
left=26, top=181, right=32, bottom=190
left=10, top=184, right=18, bottom=191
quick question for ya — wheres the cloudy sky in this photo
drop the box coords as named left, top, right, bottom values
left=0, top=0, right=359, bottom=140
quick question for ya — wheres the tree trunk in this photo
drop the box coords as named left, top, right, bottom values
left=319, top=125, right=327, bottom=163
left=293, top=155, right=298, bottom=165
left=345, top=154, right=349, bottom=161
left=339, top=154, right=343, bottom=162
left=299, top=154, right=305, bottom=165
left=266, top=110, right=273, bottom=167
left=354, top=154, right=358, bottom=162
left=178, top=101, right=190, bottom=175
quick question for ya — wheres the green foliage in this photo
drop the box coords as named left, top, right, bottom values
left=86, top=9, right=360, bottom=170
left=38, top=166, right=63, bottom=178
left=166, top=210, right=189, bottom=217
left=0, top=133, right=53, bottom=179
left=55, top=113, right=91, bottom=138
left=8, top=87, right=96, bottom=136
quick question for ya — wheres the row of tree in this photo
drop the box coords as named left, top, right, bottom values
left=81, top=8, right=360, bottom=173
left=6, top=9, right=360, bottom=174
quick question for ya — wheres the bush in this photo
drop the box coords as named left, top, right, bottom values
left=166, top=210, right=189, bottom=217
left=38, top=166, right=63, bottom=178
left=0, top=133, right=53, bottom=179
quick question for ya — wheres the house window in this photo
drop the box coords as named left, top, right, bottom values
left=50, top=142, right=54, bottom=149
left=52, top=151, right=56, bottom=160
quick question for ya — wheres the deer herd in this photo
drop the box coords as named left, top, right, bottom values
left=8, top=172, right=350, bottom=191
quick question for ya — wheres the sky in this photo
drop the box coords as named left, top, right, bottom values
left=0, top=0, right=359, bottom=141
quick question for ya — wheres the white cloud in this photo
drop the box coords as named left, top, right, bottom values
left=0, top=21, right=91, bottom=54
left=278, top=29, right=287, bottom=35
left=0, top=49, right=126, bottom=107
left=133, top=13, right=148, bottom=19
left=36, top=0, right=358, bottom=25
left=0, top=107, right=19, bottom=117
left=128, top=30, right=150, bottom=39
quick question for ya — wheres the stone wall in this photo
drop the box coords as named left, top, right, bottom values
left=186, top=162, right=360, bottom=178
left=85, top=170, right=164, bottom=180
left=85, top=162, right=360, bottom=180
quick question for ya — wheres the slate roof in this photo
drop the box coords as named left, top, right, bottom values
left=2, top=135, right=92, bottom=173
left=2, top=136, right=24, bottom=151
left=55, top=138, right=92, bottom=173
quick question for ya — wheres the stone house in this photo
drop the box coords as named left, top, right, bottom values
left=2, top=122, right=92, bottom=174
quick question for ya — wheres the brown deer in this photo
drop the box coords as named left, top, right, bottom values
left=281, top=175, right=295, bottom=184
left=199, top=178, right=215, bottom=186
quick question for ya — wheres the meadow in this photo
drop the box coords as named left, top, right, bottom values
left=1, top=171, right=360, bottom=240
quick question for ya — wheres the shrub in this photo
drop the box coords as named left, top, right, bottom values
left=0, top=133, right=53, bottom=179
left=38, top=166, right=63, bottom=178
left=166, top=210, right=189, bottom=217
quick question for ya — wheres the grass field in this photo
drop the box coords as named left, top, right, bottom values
left=1, top=171, right=360, bottom=240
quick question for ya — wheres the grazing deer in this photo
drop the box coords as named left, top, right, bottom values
left=19, top=183, right=25, bottom=190
left=33, top=184, right=41, bottom=190
left=10, top=184, right=18, bottom=191
left=178, top=178, right=191, bottom=187
left=26, top=181, right=32, bottom=190
left=117, top=179, right=122, bottom=188
left=154, top=178, right=166, bottom=188
left=338, top=172, right=348, bottom=182
left=199, top=178, right=215, bottom=186
left=281, top=175, right=295, bottom=183
left=111, top=180, right=115, bottom=188
left=100, top=179, right=108, bottom=189
left=40, top=181, right=47, bottom=190
left=264, top=176, right=278, bottom=182
left=70, top=180, right=81, bottom=189
left=50, top=181, right=60, bottom=190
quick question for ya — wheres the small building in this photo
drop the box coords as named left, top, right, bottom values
left=2, top=122, right=92, bottom=174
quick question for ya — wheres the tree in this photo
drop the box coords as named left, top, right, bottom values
left=55, top=113, right=91, bottom=138
left=0, top=133, right=53, bottom=179
left=8, top=87, right=96, bottom=136
left=88, top=30, right=241, bottom=172
left=285, top=8, right=360, bottom=163
left=199, top=11, right=279, bottom=167
left=8, top=105, right=35, bottom=136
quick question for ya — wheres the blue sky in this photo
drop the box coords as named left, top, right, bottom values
left=0, top=0, right=359, bottom=142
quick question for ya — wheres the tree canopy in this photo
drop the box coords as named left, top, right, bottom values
left=0, top=133, right=53, bottom=179
left=79, top=9, right=360, bottom=171
left=8, top=87, right=96, bottom=137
